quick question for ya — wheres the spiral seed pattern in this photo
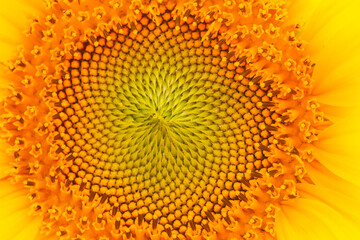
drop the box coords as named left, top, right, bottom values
left=53, top=12, right=275, bottom=235
left=1, top=0, right=324, bottom=239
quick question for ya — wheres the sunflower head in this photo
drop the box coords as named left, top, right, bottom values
left=0, top=0, right=334, bottom=239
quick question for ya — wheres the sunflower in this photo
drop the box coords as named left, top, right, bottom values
left=0, top=0, right=359, bottom=239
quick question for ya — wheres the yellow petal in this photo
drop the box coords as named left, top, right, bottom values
left=306, top=0, right=360, bottom=207
left=291, top=0, right=360, bottom=202
left=289, top=0, right=360, bottom=106
left=278, top=0, right=360, bottom=239
left=302, top=162, right=360, bottom=221
left=313, top=121, right=360, bottom=187
left=277, top=163, right=360, bottom=240
left=0, top=0, right=42, bottom=62
left=0, top=139, right=42, bottom=240
left=276, top=196, right=360, bottom=240
left=0, top=181, right=41, bottom=240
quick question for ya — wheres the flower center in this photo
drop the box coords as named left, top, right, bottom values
left=52, top=10, right=275, bottom=235
left=1, top=0, right=321, bottom=239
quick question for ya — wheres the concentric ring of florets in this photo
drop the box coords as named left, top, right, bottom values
left=50, top=9, right=279, bottom=237
left=0, top=0, right=330, bottom=240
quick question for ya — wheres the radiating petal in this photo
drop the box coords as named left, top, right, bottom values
left=0, top=181, right=41, bottom=240
left=276, top=196, right=360, bottom=240
left=0, top=0, right=42, bottom=62
left=278, top=0, right=360, bottom=238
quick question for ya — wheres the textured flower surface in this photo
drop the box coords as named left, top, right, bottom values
left=0, top=0, right=360, bottom=239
